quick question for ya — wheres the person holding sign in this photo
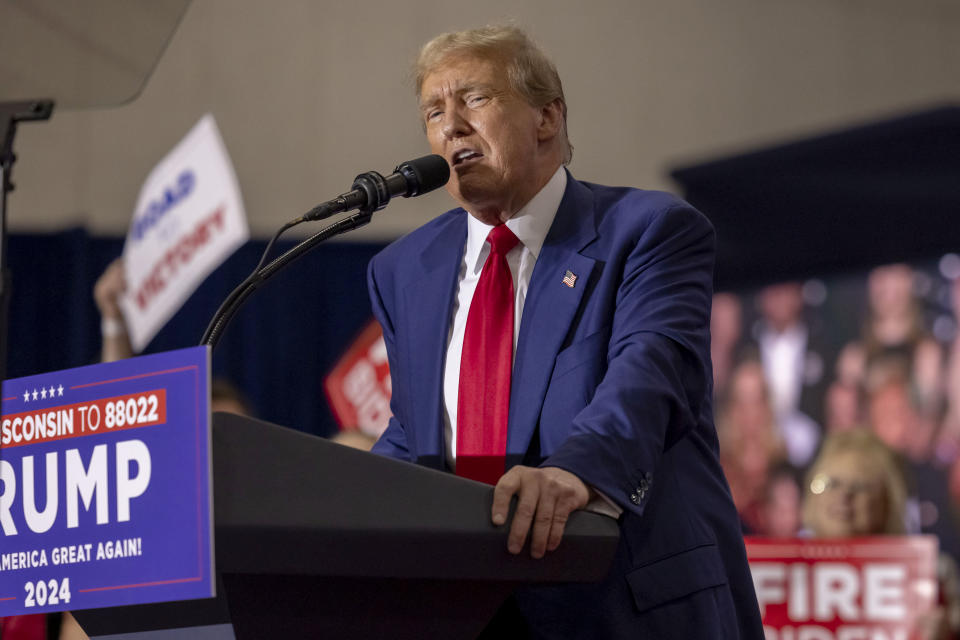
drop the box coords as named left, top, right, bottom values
left=803, top=429, right=960, bottom=639
left=94, top=258, right=135, bottom=363
left=92, top=258, right=252, bottom=418
left=367, top=25, right=763, bottom=637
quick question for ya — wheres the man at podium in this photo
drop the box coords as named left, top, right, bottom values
left=367, top=25, right=764, bottom=638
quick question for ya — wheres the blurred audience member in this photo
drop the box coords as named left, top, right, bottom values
left=951, top=460, right=960, bottom=508
left=59, top=613, right=88, bottom=640
left=718, top=359, right=787, bottom=532
left=0, top=615, right=45, bottom=640
left=803, top=429, right=960, bottom=639
left=803, top=428, right=906, bottom=537
left=866, top=358, right=935, bottom=460
left=756, top=463, right=802, bottom=538
left=711, top=292, right=743, bottom=400
left=865, top=360, right=960, bottom=560
left=0, top=611, right=88, bottom=639
left=824, top=380, right=862, bottom=433
left=839, top=264, right=943, bottom=418
left=938, top=277, right=960, bottom=468
left=93, top=257, right=135, bottom=363
left=209, top=378, right=253, bottom=417
left=746, top=281, right=827, bottom=467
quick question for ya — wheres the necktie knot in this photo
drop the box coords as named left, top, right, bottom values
left=487, top=224, right=519, bottom=256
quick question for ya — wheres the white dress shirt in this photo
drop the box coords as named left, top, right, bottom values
left=441, top=167, right=620, bottom=518
left=442, top=166, right=566, bottom=463
left=758, top=323, right=820, bottom=466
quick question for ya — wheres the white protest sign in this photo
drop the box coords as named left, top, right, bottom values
left=119, top=114, right=248, bottom=352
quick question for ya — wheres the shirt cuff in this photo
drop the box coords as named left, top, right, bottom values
left=583, top=486, right=623, bottom=519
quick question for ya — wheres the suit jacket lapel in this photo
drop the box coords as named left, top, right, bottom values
left=401, top=214, right=466, bottom=464
left=508, top=176, right=597, bottom=458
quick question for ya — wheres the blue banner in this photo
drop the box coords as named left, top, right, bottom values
left=0, top=346, right=213, bottom=615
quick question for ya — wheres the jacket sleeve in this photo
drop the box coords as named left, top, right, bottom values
left=542, top=202, right=715, bottom=516
left=367, top=253, right=414, bottom=462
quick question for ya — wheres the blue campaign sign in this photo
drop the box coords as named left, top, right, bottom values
left=0, top=346, right=213, bottom=616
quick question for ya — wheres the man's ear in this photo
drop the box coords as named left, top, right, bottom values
left=537, top=99, right=564, bottom=142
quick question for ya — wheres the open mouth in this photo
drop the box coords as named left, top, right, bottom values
left=452, top=149, right=483, bottom=166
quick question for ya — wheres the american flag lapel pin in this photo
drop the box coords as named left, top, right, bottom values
left=562, top=269, right=577, bottom=288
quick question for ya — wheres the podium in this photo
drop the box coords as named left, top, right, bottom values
left=74, top=413, right=620, bottom=638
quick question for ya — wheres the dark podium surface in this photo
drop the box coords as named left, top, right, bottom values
left=75, top=413, right=620, bottom=639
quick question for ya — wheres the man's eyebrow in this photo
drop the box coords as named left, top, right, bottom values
left=419, top=97, right=441, bottom=113
left=462, top=82, right=496, bottom=95
left=419, top=83, right=497, bottom=112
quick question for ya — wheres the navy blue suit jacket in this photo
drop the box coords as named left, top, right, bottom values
left=368, top=174, right=763, bottom=638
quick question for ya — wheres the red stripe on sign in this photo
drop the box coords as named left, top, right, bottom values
left=78, top=576, right=202, bottom=593
left=70, top=366, right=198, bottom=390
left=0, top=390, right=167, bottom=449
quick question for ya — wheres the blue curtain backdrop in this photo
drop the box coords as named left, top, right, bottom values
left=4, top=229, right=386, bottom=438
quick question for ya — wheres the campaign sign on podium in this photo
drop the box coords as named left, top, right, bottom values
left=0, top=347, right=213, bottom=616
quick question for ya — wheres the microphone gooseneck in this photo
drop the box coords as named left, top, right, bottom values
left=200, top=154, right=450, bottom=349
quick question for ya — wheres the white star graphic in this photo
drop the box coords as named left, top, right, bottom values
left=48, top=386, right=55, bottom=398
left=22, top=390, right=29, bottom=402
left=57, top=385, right=64, bottom=397
left=32, top=389, right=38, bottom=401
left=40, top=387, right=47, bottom=399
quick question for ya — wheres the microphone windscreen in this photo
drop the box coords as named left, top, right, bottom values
left=396, top=154, right=450, bottom=197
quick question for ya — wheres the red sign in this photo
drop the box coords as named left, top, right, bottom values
left=746, top=537, right=938, bottom=640
left=324, top=320, right=391, bottom=437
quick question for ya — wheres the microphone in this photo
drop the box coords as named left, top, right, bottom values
left=201, top=153, right=449, bottom=349
left=304, top=154, right=449, bottom=221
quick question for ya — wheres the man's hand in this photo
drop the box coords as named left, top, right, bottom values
left=491, top=465, right=590, bottom=559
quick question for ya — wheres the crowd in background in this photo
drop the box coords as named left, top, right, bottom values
left=715, top=260, right=960, bottom=636
left=713, top=260, right=960, bottom=558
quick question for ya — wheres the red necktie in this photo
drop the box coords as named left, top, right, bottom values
left=456, top=224, right=519, bottom=484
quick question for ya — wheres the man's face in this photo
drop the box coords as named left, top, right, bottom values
left=419, top=54, right=554, bottom=224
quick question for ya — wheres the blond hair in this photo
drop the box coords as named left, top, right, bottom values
left=802, top=428, right=908, bottom=535
left=415, top=25, right=572, bottom=164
